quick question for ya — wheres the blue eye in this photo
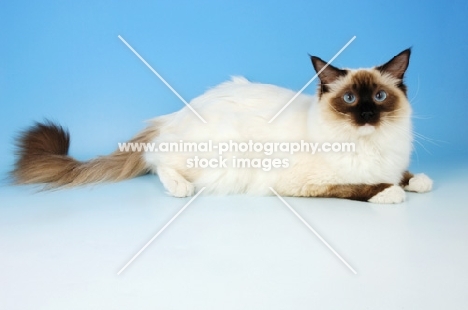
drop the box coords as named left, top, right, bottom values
left=374, top=90, right=387, bottom=102
left=343, top=92, right=356, bottom=104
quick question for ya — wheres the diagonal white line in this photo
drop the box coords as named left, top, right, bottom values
left=118, top=35, right=207, bottom=124
left=269, top=187, right=357, bottom=275
left=268, top=36, right=356, bottom=123
left=117, top=187, right=206, bottom=275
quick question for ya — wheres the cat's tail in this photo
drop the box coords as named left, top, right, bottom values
left=12, top=121, right=159, bottom=187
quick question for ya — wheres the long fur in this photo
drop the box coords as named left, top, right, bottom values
left=12, top=49, right=433, bottom=202
left=12, top=121, right=158, bottom=187
left=145, top=72, right=411, bottom=196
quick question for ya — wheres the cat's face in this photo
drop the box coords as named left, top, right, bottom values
left=311, top=49, right=411, bottom=136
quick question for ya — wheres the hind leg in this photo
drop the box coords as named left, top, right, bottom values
left=156, top=166, right=195, bottom=197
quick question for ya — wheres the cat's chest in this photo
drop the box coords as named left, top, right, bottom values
left=326, top=138, right=410, bottom=184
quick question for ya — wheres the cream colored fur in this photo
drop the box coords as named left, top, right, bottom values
left=144, top=73, right=415, bottom=200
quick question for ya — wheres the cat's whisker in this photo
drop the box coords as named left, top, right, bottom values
left=383, top=115, right=407, bottom=119
left=382, top=117, right=445, bottom=146
left=408, top=75, right=420, bottom=104
left=326, top=102, right=351, bottom=118
left=412, top=138, right=432, bottom=154
left=383, top=108, right=408, bottom=118
left=383, top=125, right=426, bottom=156
left=380, top=120, right=409, bottom=133
left=384, top=114, right=433, bottom=120
left=388, top=107, right=406, bottom=113
left=381, top=120, right=433, bottom=154
left=411, top=115, right=434, bottom=120
left=372, top=121, right=431, bottom=162
left=379, top=120, right=422, bottom=162
left=412, top=132, right=446, bottom=146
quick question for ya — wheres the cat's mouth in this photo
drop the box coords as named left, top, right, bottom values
left=357, top=124, right=376, bottom=136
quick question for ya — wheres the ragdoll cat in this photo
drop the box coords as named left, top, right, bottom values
left=12, top=48, right=433, bottom=203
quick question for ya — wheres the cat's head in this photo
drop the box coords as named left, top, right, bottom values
left=311, top=49, right=411, bottom=136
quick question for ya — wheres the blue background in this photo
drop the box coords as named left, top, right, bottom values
left=1, top=0, right=467, bottom=177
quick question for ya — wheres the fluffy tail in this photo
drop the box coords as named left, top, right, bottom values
left=12, top=121, right=158, bottom=187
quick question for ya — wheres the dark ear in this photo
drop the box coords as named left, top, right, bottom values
left=377, top=48, right=411, bottom=80
left=310, top=55, right=347, bottom=86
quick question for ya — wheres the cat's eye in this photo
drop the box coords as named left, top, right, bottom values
left=343, top=92, right=356, bottom=104
left=374, top=90, right=387, bottom=102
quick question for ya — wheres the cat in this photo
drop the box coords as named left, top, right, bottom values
left=12, top=48, right=433, bottom=203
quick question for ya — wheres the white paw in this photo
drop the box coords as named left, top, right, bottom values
left=165, top=178, right=195, bottom=198
left=157, top=167, right=195, bottom=198
left=404, top=173, right=433, bottom=193
left=368, top=185, right=406, bottom=204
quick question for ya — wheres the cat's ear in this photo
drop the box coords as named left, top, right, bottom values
left=377, top=48, right=411, bottom=80
left=310, top=56, right=347, bottom=86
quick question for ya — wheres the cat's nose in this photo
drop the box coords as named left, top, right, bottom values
left=360, top=111, right=374, bottom=121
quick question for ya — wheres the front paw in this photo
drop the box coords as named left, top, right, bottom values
left=368, top=185, right=406, bottom=204
left=404, top=173, right=433, bottom=193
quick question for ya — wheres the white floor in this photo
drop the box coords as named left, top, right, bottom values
left=1, top=162, right=467, bottom=310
